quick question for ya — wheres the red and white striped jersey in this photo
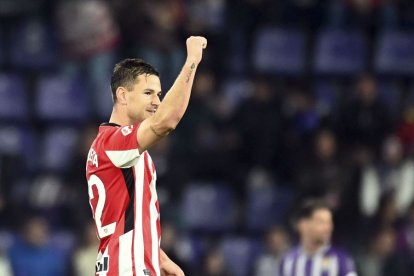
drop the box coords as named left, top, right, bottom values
left=86, top=122, right=161, bottom=276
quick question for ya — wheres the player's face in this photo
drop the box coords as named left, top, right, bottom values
left=126, top=74, right=162, bottom=122
left=308, top=209, right=333, bottom=245
left=301, top=209, right=333, bottom=246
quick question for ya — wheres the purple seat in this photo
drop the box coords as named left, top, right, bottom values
left=40, top=127, right=79, bottom=172
left=182, top=183, right=236, bottom=232
left=246, top=186, right=293, bottom=231
left=221, top=237, right=261, bottom=276
left=377, top=81, right=401, bottom=117
left=0, top=125, right=37, bottom=170
left=0, top=74, right=28, bottom=121
left=314, top=30, right=366, bottom=75
left=253, top=28, right=306, bottom=74
left=375, top=30, right=414, bottom=75
left=314, top=80, right=340, bottom=117
left=36, top=75, right=88, bottom=122
left=179, top=235, right=208, bottom=268
left=9, top=19, right=58, bottom=70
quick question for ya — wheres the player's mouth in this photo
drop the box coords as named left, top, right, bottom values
left=146, top=109, right=157, bottom=115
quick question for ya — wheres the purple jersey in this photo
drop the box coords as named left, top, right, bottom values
left=280, top=245, right=357, bottom=276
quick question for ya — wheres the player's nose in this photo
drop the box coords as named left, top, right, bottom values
left=152, top=94, right=161, bottom=105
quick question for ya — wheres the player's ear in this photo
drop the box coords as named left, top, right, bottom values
left=116, top=87, right=128, bottom=105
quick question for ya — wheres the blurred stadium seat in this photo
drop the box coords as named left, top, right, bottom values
left=314, top=30, right=366, bottom=75
left=92, top=72, right=114, bottom=120
left=182, top=184, right=236, bottom=232
left=375, top=30, right=414, bottom=75
left=0, top=74, right=28, bottom=122
left=221, top=236, right=262, bottom=276
left=0, top=28, right=4, bottom=66
left=35, top=75, right=88, bottom=123
left=246, top=185, right=293, bottom=231
left=179, top=235, right=208, bottom=268
left=253, top=27, right=305, bottom=75
left=407, top=84, right=414, bottom=104
left=0, top=125, right=36, bottom=170
left=314, top=80, right=340, bottom=117
left=0, top=126, right=23, bottom=156
left=49, top=231, right=76, bottom=258
left=9, top=19, right=58, bottom=70
left=377, top=81, right=402, bottom=118
left=222, top=78, right=253, bottom=112
left=40, top=127, right=79, bottom=172
left=0, top=230, right=15, bottom=252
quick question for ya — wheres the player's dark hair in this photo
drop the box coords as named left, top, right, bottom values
left=110, top=58, right=160, bottom=103
left=294, top=199, right=331, bottom=223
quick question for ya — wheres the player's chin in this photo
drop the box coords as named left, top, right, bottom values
left=322, top=235, right=331, bottom=243
left=145, top=111, right=156, bottom=117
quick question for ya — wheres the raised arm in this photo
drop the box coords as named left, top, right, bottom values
left=137, top=36, right=207, bottom=152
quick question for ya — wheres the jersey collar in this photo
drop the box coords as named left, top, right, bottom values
left=100, top=122, right=121, bottom=127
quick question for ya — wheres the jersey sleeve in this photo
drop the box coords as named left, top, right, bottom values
left=103, top=123, right=141, bottom=168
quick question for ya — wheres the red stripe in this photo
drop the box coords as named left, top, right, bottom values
left=106, top=211, right=125, bottom=275
left=142, top=153, right=155, bottom=275
left=106, top=171, right=131, bottom=275
left=131, top=168, right=137, bottom=276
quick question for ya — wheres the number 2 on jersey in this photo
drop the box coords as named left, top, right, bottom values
left=88, top=174, right=116, bottom=238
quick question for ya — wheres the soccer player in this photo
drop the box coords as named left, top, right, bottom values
left=86, top=36, right=207, bottom=276
left=280, top=200, right=357, bottom=276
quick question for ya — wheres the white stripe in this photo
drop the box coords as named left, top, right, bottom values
left=119, top=231, right=134, bottom=276
left=312, top=252, right=322, bottom=276
left=346, top=273, right=357, bottom=276
left=134, top=156, right=146, bottom=274
left=96, top=247, right=109, bottom=276
left=106, top=149, right=140, bottom=168
left=147, top=153, right=157, bottom=188
left=148, top=155, right=160, bottom=276
left=329, top=256, right=339, bottom=276
left=296, top=253, right=307, bottom=276
left=284, top=255, right=294, bottom=276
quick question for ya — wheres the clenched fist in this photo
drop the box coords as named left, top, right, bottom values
left=186, top=36, right=207, bottom=65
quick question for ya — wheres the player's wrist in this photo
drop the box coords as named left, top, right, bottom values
left=185, top=58, right=199, bottom=67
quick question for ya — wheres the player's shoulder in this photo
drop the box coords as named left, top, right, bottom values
left=99, top=122, right=140, bottom=139
left=329, top=245, right=357, bottom=273
left=327, top=245, right=356, bottom=269
left=327, top=245, right=353, bottom=258
left=98, top=122, right=122, bottom=135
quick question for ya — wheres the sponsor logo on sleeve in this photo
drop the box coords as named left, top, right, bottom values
left=121, top=125, right=134, bottom=136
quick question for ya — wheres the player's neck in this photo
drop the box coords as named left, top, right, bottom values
left=109, top=106, right=133, bottom=126
left=301, top=240, right=326, bottom=255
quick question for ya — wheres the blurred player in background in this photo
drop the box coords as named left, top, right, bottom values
left=280, top=200, right=357, bottom=276
left=86, top=36, right=207, bottom=276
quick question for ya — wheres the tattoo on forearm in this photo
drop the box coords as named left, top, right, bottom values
left=185, top=63, right=196, bottom=83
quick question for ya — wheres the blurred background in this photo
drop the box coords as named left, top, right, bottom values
left=0, top=0, right=413, bottom=275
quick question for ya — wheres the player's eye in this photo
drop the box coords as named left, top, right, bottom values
left=144, top=91, right=151, bottom=95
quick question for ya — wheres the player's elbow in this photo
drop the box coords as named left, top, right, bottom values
left=155, top=113, right=181, bottom=135
left=162, top=115, right=181, bottom=131
left=153, top=107, right=184, bottom=134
